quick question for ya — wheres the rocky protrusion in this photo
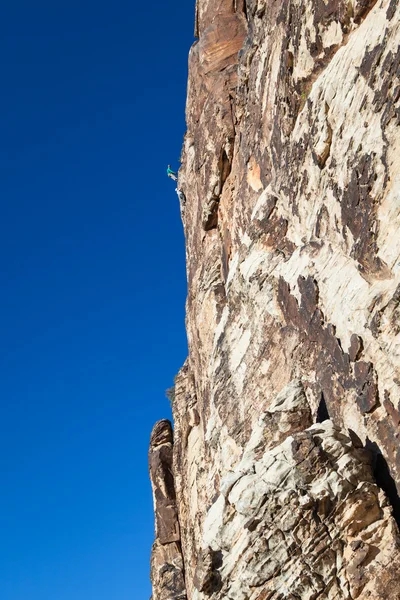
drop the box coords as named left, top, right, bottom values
left=261, top=379, right=313, bottom=449
left=193, top=547, right=222, bottom=595
left=150, top=541, right=186, bottom=600
left=202, top=421, right=400, bottom=599
left=149, top=420, right=186, bottom=600
left=149, top=420, right=180, bottom=544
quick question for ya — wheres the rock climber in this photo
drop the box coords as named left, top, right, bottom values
left=167, top=165, right=178, bottom=181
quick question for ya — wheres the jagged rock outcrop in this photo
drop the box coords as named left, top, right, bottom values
left=149, top=420, right=186, bottom=600
left=201, top=412, right=400, bottom=599
left=151, top=0, right=400, bottom=598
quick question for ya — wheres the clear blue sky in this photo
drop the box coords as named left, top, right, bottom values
left=0, top=2, right=193, bottom=598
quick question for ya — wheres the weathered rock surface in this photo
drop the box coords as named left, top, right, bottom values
left=150, top=0, right=400, bottom=598
left=149, top=420, right=186, bottom=600
left=202, top=417, right=400, bottom=600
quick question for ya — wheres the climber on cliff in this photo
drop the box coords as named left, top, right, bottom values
left=167, top=165, right=178, bottom=182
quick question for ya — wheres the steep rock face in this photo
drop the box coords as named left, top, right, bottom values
left=151, top=0, right=400, bottom=598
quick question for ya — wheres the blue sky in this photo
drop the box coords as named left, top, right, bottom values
left=0, top=2, right=193, bottom=598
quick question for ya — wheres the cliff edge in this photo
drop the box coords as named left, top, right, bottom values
left=150, top=1, right=400, bottom=598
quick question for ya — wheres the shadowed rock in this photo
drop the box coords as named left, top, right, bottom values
left=149, top=420, right=187, bottom=600
left=149, top=420, right=180, bottom=544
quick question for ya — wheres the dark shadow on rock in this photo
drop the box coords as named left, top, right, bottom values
left=348, top=429, right=364, bottom=448
left=366, top=439, right=400, bottom=529
left=212, top=549, right=223, bottom=568
left=194, top=548, right=223, bottom=596
left=206, top=550, right=223, bottom=595
left=316, top=392, right=330, bottom=423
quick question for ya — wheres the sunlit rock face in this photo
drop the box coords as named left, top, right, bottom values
left=150, top=0, right=400, bottom=598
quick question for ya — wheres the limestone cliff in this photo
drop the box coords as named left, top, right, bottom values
left=150, top=1, right=400, bottom=598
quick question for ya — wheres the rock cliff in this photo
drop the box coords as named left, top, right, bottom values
left=150, top=1, right=400, bottom=598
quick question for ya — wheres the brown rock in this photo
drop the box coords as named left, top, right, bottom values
left=149, top=420, right=187, bottom=599
left=149, top=420, right=180, bottom=544
left=150, top=540, right=186, bottom=600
